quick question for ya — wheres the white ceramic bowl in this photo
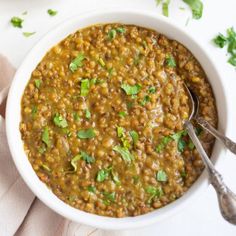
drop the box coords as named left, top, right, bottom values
left=6, top=9, right=228, bottom=230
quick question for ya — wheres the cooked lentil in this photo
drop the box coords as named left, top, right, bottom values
left=20, top=24, right=217, bottom=217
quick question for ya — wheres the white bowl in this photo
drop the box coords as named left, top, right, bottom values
left=6, top=9, right=228, bottom=230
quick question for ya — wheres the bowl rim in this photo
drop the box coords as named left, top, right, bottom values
left=5, top=9, right=229, bottom=230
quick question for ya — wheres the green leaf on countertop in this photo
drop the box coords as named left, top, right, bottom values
left=213, top=33, right=227, bottom=48
left=47, top=9, right=58, bottom=16
left=69, top=53, right=85, bottom=72
left=77, top=128, right=96, bottom=139
left=183, top=0, right=203, bottom=19
left=162, top=0, right=170, bottom=17
left=10, top=16, right=23, bottom=28
left=23, top=32, right=36, bottom=37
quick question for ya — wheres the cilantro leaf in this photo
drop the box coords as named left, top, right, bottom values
left=166, top=55, right=176, bottom=67
left=183, top=0, right=203, bottom=20
left=23, top=32, right=36, bottom=37
left=80, top=79, right=90, bottom=96
left=34, top=79, right=42, bottom=89
left=70, top=154, right=81, bottom=172
left=77, top=128, right=96, bottom=139
left=10, top=17, right=23, bottom=28
left=140, top=95, right=150, bottom=106
left=108, top=29, right=117, bottom=40
left=47, top=9, right=58, bottom=16
left=53, top=114, right=68, bottom=128
left=42, top=127, right=50, bottom=147
left=113, top=145, right=133, bottom=163
left=118, top=111, right=127, bottom=118
left=156, top=170, right=168, bottom=182
left=87, top=186, right=96, bottom=193
left=129, top=130, right=139, bottom=145
left=69, top=53, right=85, bottom=72
left=85, top=109, right=91, bottom=119
left=121, top=83, right=142, bottom=95
left=80, top=151, right=95, bottom=164
left=96, top=167, right=112, bottom=182
left=162, top=0, right=170, bottom=17
left=213, top=34, right=227, bottom=48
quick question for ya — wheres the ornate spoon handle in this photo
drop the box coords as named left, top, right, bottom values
left=196, top=117, right=236, bottom=155
left=184, top=120, right=236, bottom=225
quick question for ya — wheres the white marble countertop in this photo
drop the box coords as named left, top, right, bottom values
left=0, top=0, right=236, bottom=235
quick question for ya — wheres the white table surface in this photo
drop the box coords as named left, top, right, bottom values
left=1, top=0, right=236, bottom=235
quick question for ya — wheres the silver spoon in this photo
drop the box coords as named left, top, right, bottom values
left=183, top=84, right=236, bottom=225
left=184, top=84, right=236, bottom=154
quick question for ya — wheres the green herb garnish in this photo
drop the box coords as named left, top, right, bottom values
left=47, top=9, right=58, bottom=16
left=69, top=53, right=85, bottom=72
left=213, top=34, right=227, bottom=48
left=157, top=170, right=168, bottom=182
left=183, top=0, right=203, bottom=19
left=103, top=192, right=116, bottom=203
left=108, top=29, right=117, bottom=40
left=80, top=79, right=90, bottom=96
left=162, top=0, right=170, bottom=17
left=140, top=95, right=150, bottom=106
left=77, top=128, right=96, bottom=139
left=87, top=186, right=96, bottom=193
left=166, top=55, right=176, bottom=67
left=118, top=111, right=127, bottom=118
left=23, top=32, right=36, bottom=37
left=10, top=17, right=23, bottom=28
left=42, top=127, right=50, bottom=147
left=73, top=112, right=80, bottom=121
left=85, top=109, right=91, bottom=119
left=146, top=186, right=163, bottom=203
left=96, top=167, right=112, bottom=182
left=116, top=27, right=126, bottom=34
left=53, top=114, right=68, bottom=128
left=80, top=151, right=95, bottom=164
left=41, top=164, right=51, bottom=172
left=129, top=130, right=139, bottom=145
left=121, top=83, right=142, bottom=96
left=98, top=58, right=105, bottom=67
left=113, top=145, right=133, bottom=163
left=70, top=154, right=81, bottom=172
left=117, top=126, right=125, bottom=138
left=34, top=79, right=42, bottom=89
left=156, top=136, right=172, bottom=153
left=148, top=86, right=156, bottom=94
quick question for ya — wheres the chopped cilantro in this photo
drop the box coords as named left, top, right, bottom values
left=146, top=186, right=163, bottom=203
left=140, top=95, right=150, bottom=106
left=113, top=145, right=133, bottom=163
left=70, top=154, right=81, bottom=172
left=118, top=111, right=127, bottom=118
left=87, top=186, right=96, bottom=193
left=41, top=164, right=51, bottom=172
left=23, top=32, right=36, bottom=37
left=108, top=29, right=117, bottom=40
left=47, top=9, right=58, bottom=16
left=85, top=109, right=91, bottom=119
left=10, top=17, right=23, bottom=28
left=116, top=27, right=126, bottom=34
left=42, top=127, right=50, bottom=147
left=121, top=83, right=142, bottom=95
left=148, top=86, right=156, bottom=94
left=213, top=34, right=227, bottom=48
left=156, top=170, right=168, bottom=182
left=129, top=130, right=139, bottom=145
left=166, top=55, right=176, bottom=67
left=162, top=0, right=170, bottom=17
left=80, top=79, right=90, bottom=96
left=53, top=114, right=68, bottom=128
left=80, top=151, right=95, bottom=164
left=183, top=0, right=203, bottom=19
left=77, top=128, right=96, bottom=139
left=96, top=167, right=112, bottom=182
left=69, top=53, right=85, bottom=72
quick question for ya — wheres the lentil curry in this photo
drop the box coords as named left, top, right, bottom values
left=20, top=24, right=217, bottom=217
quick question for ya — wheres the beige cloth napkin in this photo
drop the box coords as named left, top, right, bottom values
left=0, top=55, right=127, bottom=236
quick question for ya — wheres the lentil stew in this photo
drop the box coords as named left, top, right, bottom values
left=20, top=24, right=217, bottom=217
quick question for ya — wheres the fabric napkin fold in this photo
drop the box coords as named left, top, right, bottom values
left=0, top=55, right=127, bottom=236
